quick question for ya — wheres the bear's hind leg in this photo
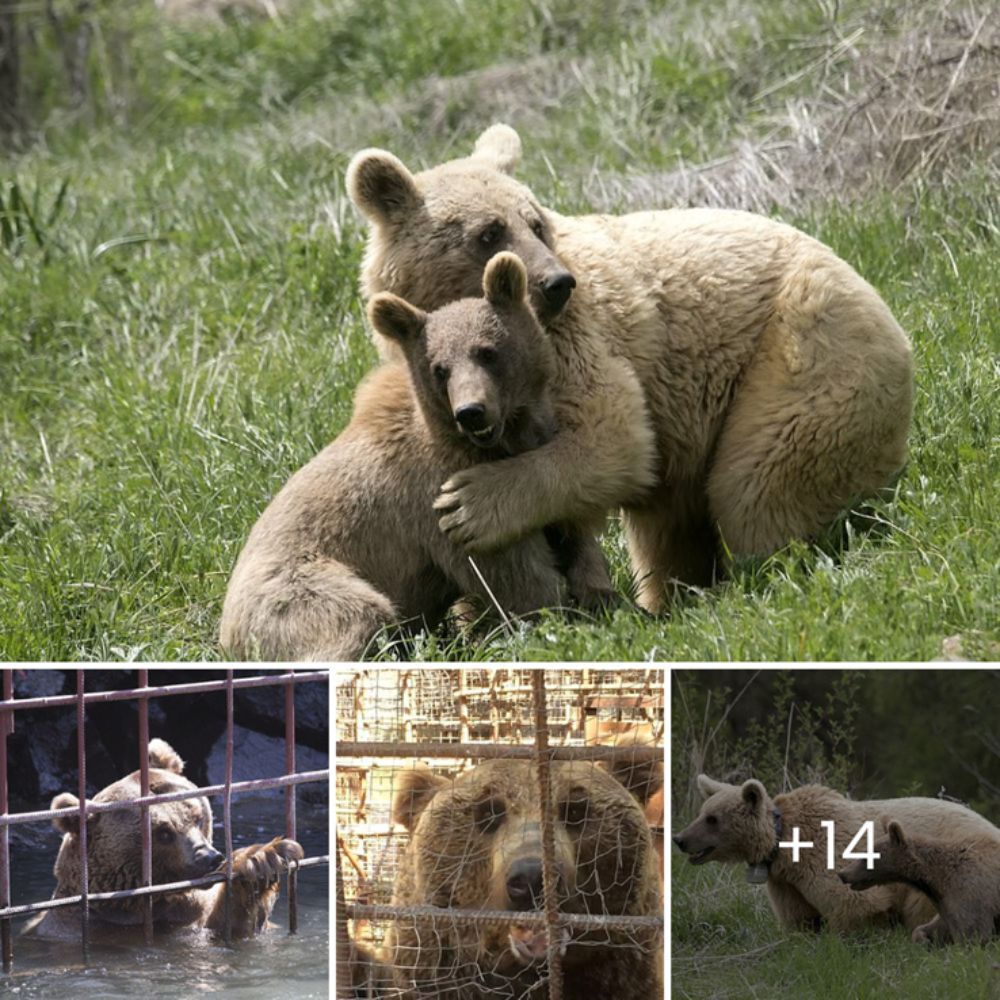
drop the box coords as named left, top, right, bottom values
left=622, top=486, right=719, bottom=613
left=220, top=557, right=396, bottom=661
left=706, top=281, right=912, bottom=558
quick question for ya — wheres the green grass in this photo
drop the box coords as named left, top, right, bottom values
left=1, top=0, right=998, bottom=659
left=671, top=858, right=1000, bottom=999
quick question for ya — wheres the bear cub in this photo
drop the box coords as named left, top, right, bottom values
left=219, top=252, right=613, bottom=661
left=838, top=818, right=1000, bottom=945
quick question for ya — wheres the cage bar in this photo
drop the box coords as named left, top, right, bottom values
left=532, top=670, right=564, bottom=1000
left=76, top=670, right=90, bottom=965
left=285, top=674, right=299, bottom=934
left=0, top=670, right=12, bottom=974
left=138, top=668, right=154, bottom=945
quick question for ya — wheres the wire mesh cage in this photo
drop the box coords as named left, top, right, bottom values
left=336, top=668, right=665, bottom=1000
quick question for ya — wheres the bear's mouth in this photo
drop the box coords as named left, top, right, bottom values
left=688, top=846, right=715, bottom=865
left=508, top=923, right=569, bottom=966
left=463, top=422, right=503, bottom=449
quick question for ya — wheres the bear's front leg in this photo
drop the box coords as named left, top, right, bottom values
left=435, top=357, right=657, bottom=551
left=205, top=836, right=303, bottom=938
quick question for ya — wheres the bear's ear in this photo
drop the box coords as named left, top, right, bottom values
left=740, top=779, right=767, bottom=813
left=887, top=820, right=907, bottom=847
left=392, top=766, right=449, bottom=833
left=51, top=792, right=82, bottom=835
left=346, top=149, right=421, bottom=225
left=471, top=124, right=522, bottom=175
left=484, top=252, right=528, bottom=308
left=368, top=293, right=427, bottom=345
left=601, top=738, right=664, bottom=807
left=696, top=774, right=728, bottom=799
left=148, top=738, right=184, bottom=774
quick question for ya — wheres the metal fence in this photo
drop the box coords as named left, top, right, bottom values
left=336, top=667, right=665, bottom=1000
left=0, top=668, right=330, bottom=972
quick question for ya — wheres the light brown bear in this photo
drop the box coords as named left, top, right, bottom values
left=672, top=774, right=999, bottom=933
left=26, top=738, right=302, bottom=941
left=838, top=818, right=1000, bottom=945
left=385, top=757, right=662, bottom=1000
left=219, top=252, right=612, bottom=661
left=347, top=125, right=914, bottom=610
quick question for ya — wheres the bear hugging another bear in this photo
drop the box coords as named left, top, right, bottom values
left=220, top=252, right=613, bottom=661
left=25, top=738, right=302, bottom=942
left=348, top=124, right=914, bottom=610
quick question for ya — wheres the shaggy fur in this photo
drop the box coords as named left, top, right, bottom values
left=25, top=739, right=301, bottom=941
left=838, top=819, right=1000, bottom=944
left=347, top=124, right=914, bottom=610
left=219, top=253, right=611, bottom=661
left=385, top=758, right=662, bottom=1000
left=672, top=774, right=998, bottom=932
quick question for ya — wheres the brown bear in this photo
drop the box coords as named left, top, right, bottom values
left=25, top=738, right=302, bottom=941
left=219, top=252, right=612, bottom=661
left=347, top=125, right=914, bottom=610
left=672, top=774, right=999, bottom=933
left=382, top=756, right=663, bottom=1000
left=838, top=818, right=1000, bottom=945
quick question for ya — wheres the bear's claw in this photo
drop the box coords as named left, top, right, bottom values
left=435, top=469, right=521, bottom=551
left=226, top=836, right=304, bottom=886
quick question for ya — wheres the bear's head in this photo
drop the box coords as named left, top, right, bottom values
left=390, top=756, right=660, bottom=968
left=837, top=819, right=913, bottom=892
left=368, top=252, right=556, bottom=454
left=672, top=774, right=778, bottom=867
left=348, top=124, right=576, bottom=339
left=50, top=738, right=222, bottom=910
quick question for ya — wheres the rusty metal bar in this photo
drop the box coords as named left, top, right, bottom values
left=0, top=855, right=331, bottom=920
left=223, top=669, right=234, bottom=947
left=0, top=770, right=329, bottom=828
left=335, top=836, right=354, bottom=999
left=284, top=674, right=298, bottom=934
left=0, top=671, right=329, bottom=712
left=137, top=668, right=154, bottom=945
left=532, top=670, right=564, bottom=1000
left=1, top=669, right=13, bottom=974
left=76, top=671, right=90, bottom=966
left=337, top=741, right=662, bottom=761
left=344, top=903, right=663, bottom=933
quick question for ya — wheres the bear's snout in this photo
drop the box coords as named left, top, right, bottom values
left=506, top=857, right=545, bottom=910
left=192, top=844, right=225, bottom=876
left=540, top=271, right=576, bottom=312
left=455, top=402, right=489, bottom=431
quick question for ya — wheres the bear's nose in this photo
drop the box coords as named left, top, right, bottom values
left=671, top=835, right=685, bottom=849
left=506, top=857, right=545, bottom=910
left=455, top=403, right=488, bottom=431
left=194, top=845, right=224, bottom=874
left=541, top=271, right=576, bottom=310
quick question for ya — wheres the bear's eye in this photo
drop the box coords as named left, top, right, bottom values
left=560, top=797, right=590, bottom=827
left=705, top=815, right=718, bottom=827
left=155, top=825, right=175, bottom=844
left=473, top=797, right=507, bottom=834
left=433, top=363, right=450, bottom=384
left=478, top=221, right=506, bottom=248
left=530, top=218, right=545, bottom=239
left=473, top=346, right=498, bottom=367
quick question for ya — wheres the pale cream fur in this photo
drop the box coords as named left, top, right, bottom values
left=672, top=774, right=998, bottom=933
left=347, top=124, right=914, bottom=610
